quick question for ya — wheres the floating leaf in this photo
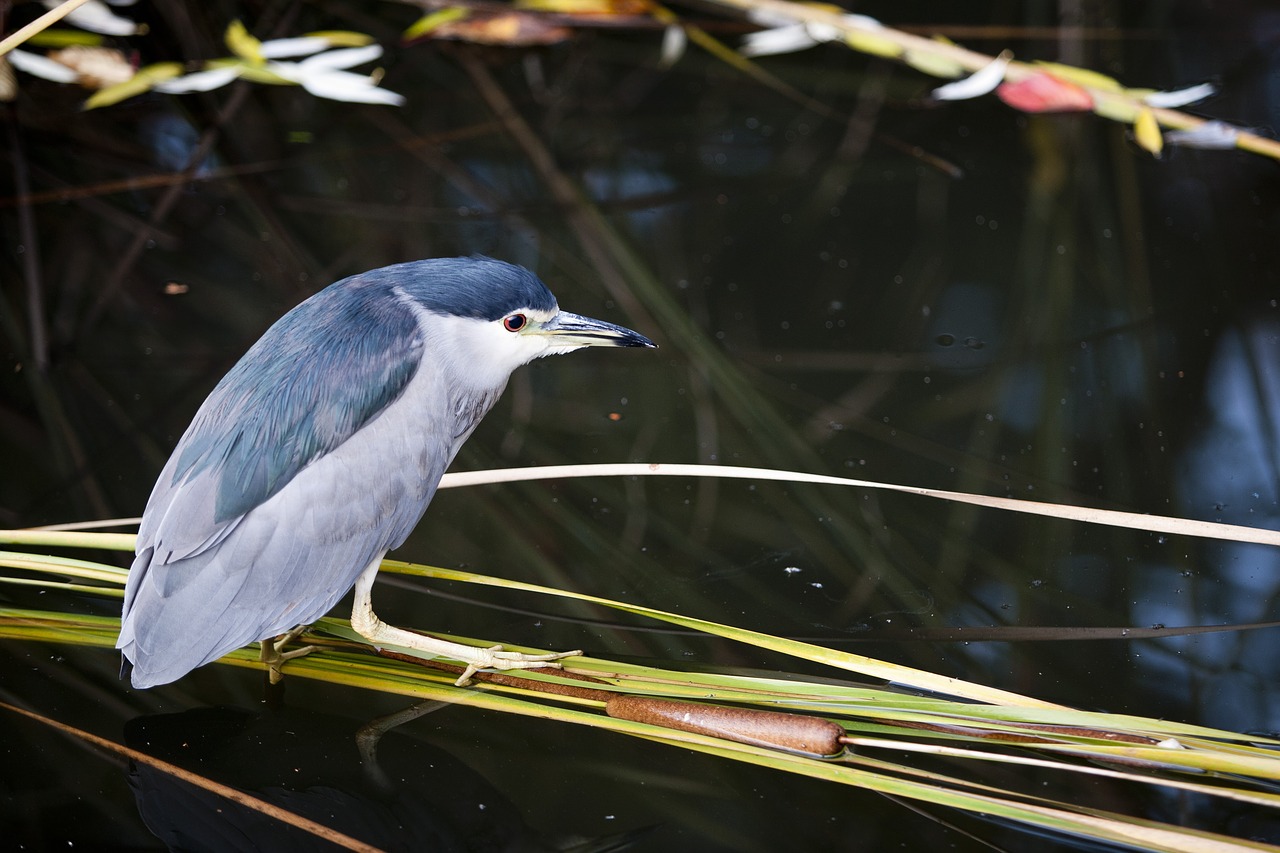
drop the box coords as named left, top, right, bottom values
left=1143, top=82, right=1215, bottom=108
left=741, top=24, right=822, bottom=57
left=7, top=49, right=80, bottom=84
left=997, top=72, right=1093, bottom=112
left=262, top=46, right=403, bottom=104
left=295, top=44, right=385, bottom=73
left=1133, top=107, right=1163, bottom=156
left=293, top=69, right=405, bottom=105
left=153, top=66, right=242, bottom=94
left=83, top=62, right=182, bottom=109
left=1033, top=61, right=1122, bottom=92
left=1090, top=94, right=1139, bottom=123
left=302, top=31, right=376, bottom=48
left=258, top=36, right=334, bottom=60
left=225, top=20, right=265, bottom=65
left=1166, top=121, right=1241, bottom=150
left=234, top=63, right=294, bottom=86
left=404, top=8, right=470, bottom=40
left=659, top=24, right=687, bottom=68
left=420, top=12, right=573, bottom=46
left=48, top=46, right=133, bottom=88
left=931, top=51, right=1011, bottom=101
left=56, top=0, right=142, bottom=36
left=27, top=29, right=105, bottom=48
left=844, top=30, right=902, bottom=59
left=744, top=12, right=884, bottom=58
left=903, top=48, right=964, bottom=79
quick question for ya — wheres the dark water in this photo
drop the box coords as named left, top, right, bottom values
left=3, top=2, right=1280, bottom=850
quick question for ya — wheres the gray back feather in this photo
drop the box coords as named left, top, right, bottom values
left=119, top=257, right=555, bottom=687
left=171, top=276, right=423, bottom=529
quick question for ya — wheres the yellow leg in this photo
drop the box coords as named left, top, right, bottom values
left=259, top=624, right=318, bottom=684
left=349, top=559, right=580, bottom=686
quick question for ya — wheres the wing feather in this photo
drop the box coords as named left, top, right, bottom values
left=141, top=277, right=425, bottom=562
left=119, top=275, right=461, bottom=687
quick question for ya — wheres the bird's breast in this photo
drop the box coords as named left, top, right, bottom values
left=450, top=386, right=504, bottom=442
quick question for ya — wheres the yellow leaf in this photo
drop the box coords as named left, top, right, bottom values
left=1133, top=107, right=1163, bottom=156
left=302, top=30, right=375, bottom=47
left=1033, top=61, right=1122, bottom=92
left=202, top=56, right=288, bottom=84
left=903, top=48, right=964, bottom=79
left=234, top=63, right=293, bottom=86
left=225, top=20, right=265, bottom=65
left=28, top=29, right=105, bottom=48
left=844, top=31, right=902, bottom=59
left=83, top=62, right=183, bottom=109
left=404, top=8, right=469, bottom=40
left=1090, top=93, right=1139, bottom=123
left=135, top=62, right=186, bottom=83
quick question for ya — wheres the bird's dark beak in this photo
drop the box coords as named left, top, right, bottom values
left=540, top=311, right=657, bottom=349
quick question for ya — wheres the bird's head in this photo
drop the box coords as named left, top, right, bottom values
left=390, top=257, right=656, bottom=390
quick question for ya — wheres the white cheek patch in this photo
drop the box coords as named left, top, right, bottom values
left=408, top=309, right=558, bottom=392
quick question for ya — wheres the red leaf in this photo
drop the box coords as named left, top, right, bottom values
left=996, top=72, right=1093, bottom=113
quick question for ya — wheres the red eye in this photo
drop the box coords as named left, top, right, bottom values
left=503, top=314, right=527, bottom=332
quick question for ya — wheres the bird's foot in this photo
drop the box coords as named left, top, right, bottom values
left=260, top=625, right=318, bottom=684
left=453, top=645, right=583, bottom=687
left=349, top=562, right=582, bottom=688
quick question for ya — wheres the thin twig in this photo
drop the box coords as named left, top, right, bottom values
left=0, top=0, right=93, bottom=57
left=0, top=700, right=386, bottom=853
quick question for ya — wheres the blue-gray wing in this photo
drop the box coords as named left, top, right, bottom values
left=144, top=282, right=427, bottom=557
left=118, top=280, right=455, bottom=687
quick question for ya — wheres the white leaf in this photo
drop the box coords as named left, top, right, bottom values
left=659, top=25, right=686, bottom=68
left=1165, top=121, right=1241, bottom=150
left=747, top=9, right=881, bottom=30
left=48, top=0, right=141, bottom=36
left=746, top=8, right=798, bottom=28
left=259, top=37, right=333, bottom=60
left=263, top=61, right=304, bottom=84
left=742, top=13, right=871, bottom=58
left=741, top=24, right=819, bottom=57
left=297, top=45, right=384, bottom=73
left=1143, top=82, right=1215, bottom=108
left=7, top=49, right=79, bottom=83
left=932, top=51, right=1012, bottom=101
left=296, top=70, right=404, bottom=105
left=154, top=67, right=242, bottom=94
left=805, top=23, right=841, bottom=43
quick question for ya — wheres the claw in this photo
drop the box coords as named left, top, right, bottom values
left=259, top=625, right=317, bottom=684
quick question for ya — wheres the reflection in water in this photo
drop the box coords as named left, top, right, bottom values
left=124, top=704, right=638, bottom=852
left=1169, top=322, right=1280, bottom=727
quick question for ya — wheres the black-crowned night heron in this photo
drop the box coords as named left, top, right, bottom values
left=117, top=257, right=655, bottom=688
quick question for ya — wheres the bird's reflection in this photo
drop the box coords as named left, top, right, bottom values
left=124, top=704, right=640, bottom=852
